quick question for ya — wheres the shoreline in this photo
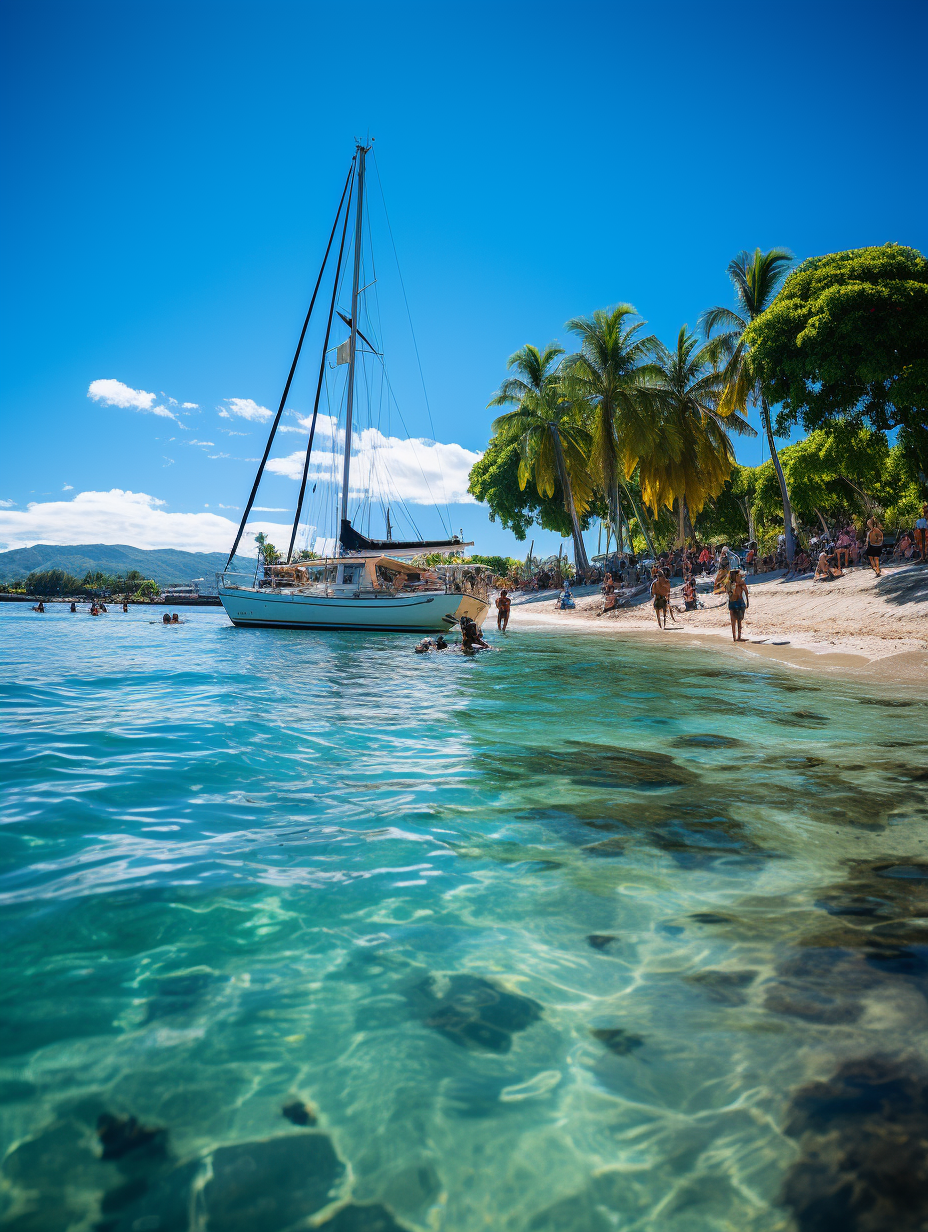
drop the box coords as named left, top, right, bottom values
left=503, top=562, right=928, bottom=690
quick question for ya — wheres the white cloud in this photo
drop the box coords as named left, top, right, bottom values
left=88, top=379, right=157, bottom=411
left=208, top=452, right=230, bottom=459
left=0, top=489, right=292, bottom=553
left=219, top=503, right=239, bottom=510
left=217, top=409, right=231, bottom=419
left=221, top=398, right=272, bottom=423
left=266, top=416, right=480, bottom=505
left=62, top=484, right=73, bottom=491
left=188, top=440, right=215, bottom=447
left=0, top=498, right=16, bottom=508
left=182, top=402, right=199, bottom=409
left=253, top=506, right=288, bottom=512
left=168, top=397, right=178, bottom=406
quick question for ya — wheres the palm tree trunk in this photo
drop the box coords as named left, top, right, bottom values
left=550, top=426, right=590, bottom=573
left=683, top=498, right=694, bottom=542
left=674, top=497, right=685, bottom=548
left=622, top=481, right=657, bottom=557
left=760, top=396, right=796, bottom=560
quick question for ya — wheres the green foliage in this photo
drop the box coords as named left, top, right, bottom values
left=467, top=434, right=597, bottom=541
left=747, top=244, right=928, bottom=479
left=131, top=579, right=161, bottom=600
left=693, top=465, right=758, bottom=545
left=25, top=568, right=86, bottom=595
left=468, top=554, right=523, bottom=576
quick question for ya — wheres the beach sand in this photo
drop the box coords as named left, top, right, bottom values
left=505, top=561, right=928, bottom=686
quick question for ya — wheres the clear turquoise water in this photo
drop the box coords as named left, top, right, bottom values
left=1, top=605, right=927, bottom=1232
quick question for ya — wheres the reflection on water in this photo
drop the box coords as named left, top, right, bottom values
left=1, top=606, right=927, bottom=1230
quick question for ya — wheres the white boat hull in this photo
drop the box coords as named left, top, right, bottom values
left=218, top=586, right=489, bottom=633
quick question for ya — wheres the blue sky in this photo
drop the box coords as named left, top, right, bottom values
left=2, top=0, right=926, bottom=561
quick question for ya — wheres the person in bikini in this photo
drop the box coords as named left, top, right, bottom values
left=650, top=569, right=673, bottom=628
left=864, top=518, right=884, bottom=577
left=727, top=569, right=749, bottom=641
left=495, top=588, right=511, bottom=632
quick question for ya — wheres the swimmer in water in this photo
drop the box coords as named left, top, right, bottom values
left=33, top=601, right=46, bottom=613
left=495, top=588, right=511, bottom=631
left=162, top=613, right=171, bottom=624
left=414, top=637, right=434, bottom=654
left=70, top=601, right=77, bottom=613
left=171, top=613, right=179, bottom=623
left=460, top=616, right=490, bottom=650
left=434, top=634, right=448, bottom=649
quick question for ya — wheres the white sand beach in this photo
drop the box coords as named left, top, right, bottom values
left=505, top=561, right=928, bottom=683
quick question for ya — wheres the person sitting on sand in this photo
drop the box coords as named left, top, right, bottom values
left=601, top=574, right=617, bottom=615
left=864, top=518, right=884, bottom=577
left=893, top=532, right=915, bottom=562
left=556, top=581, right=575, bottom=610
left=495, top=588, right=511, bottom=632
left=814, top=551, right=841, bottom=581
left=727, top=569, right=749, bottom=641
left=650, top=569, right=673, bottom=629
left=682, top=576, right=698, bottom=611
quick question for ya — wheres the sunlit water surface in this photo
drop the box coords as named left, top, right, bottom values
left=1, top=605, right=927, bottom=1232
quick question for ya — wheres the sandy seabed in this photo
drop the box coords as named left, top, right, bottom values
left=504, top=560, right=928, bottom=689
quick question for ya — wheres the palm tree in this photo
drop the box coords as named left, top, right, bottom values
left=489, top=343, right=592, bottom=573
left=701, top=248, right=797, bottom=558
left=643, top=326, right=756, bottom=544
left=564, top=305, right=664, bottom=556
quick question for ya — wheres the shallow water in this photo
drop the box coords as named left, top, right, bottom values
left=1, top=605, right=927, bottom=1231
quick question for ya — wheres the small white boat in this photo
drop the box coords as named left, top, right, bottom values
left=216, top=141, right=490, bottom=635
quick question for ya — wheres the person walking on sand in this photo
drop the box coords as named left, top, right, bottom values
left=650, top=569, right=673, bottom=629
left=495, top=588, right=511, bottom=632
left=864, top=518, right=884, bottom=577
left=727, top=569, right=749, bottom=642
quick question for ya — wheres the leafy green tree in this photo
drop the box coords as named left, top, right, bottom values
left=131, top=579, right=161, bottom=601
left=564, top=305, right=662, bottom=553
left=745, top=244, right=928, bottom=485
left=486, top=343, right=593, bottom=571
left=467, top=435, right=591, bottom=540
left=642, top=326, right=755, bottom=544
left=702, top=247, right=798, bottom=558
left=254, top=532, right=279, bottom=565
left=26, top=568, right=85, bottom=595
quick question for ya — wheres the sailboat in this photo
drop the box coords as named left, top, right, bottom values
left=216, top=142, right=490, bottom=633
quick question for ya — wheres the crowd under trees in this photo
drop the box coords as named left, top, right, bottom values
left=468, top=243, right=928, bottom=564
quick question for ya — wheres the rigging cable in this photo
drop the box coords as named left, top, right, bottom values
left=224, top=161, right=354, bottom=571
left=286, top=159, right=357, bottom=562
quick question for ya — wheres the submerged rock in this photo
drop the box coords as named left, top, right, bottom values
left=96, top=1160, right=199, bottom=1232
left=590, top=1027, right=644, bottom=1056
left=686, top=968, right=757, bottom=1005
left=782, top=1057, right=928, bottom=1231
left=318, top=1202, right=411, bottom=1230
left=202, top=1134, right=344, bottom=1232
left=97, top=1113, right=167, bottom=1162
left=586, top=934, right=618, bottom=950
left=406, top=974, right=542, bottom=1053
left=281, top=1099, right=317, bottom=1127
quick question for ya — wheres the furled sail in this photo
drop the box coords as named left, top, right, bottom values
left=340, top=519, right=465, bottom=554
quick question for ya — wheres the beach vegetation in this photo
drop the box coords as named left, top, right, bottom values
left=745, top=243, right=928, bottom=486
left=701, top=247, right=798, bottom=558
left=487, top=344, right=595, bottom=572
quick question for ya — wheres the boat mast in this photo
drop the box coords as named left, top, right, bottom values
left=340, top=141, right=369, bottom=535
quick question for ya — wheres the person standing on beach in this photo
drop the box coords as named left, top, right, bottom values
left=864, top=518, right=884, bottom=577
left=915, top=503, right=928, bottom=562
left=727, top=569, right=749, bottom=642
left=495, top=588, right=511, bottom=632
left=650, top=570, right=673, bottom=628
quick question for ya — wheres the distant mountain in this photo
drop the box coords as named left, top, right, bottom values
left=0, top=544, right=256, bottom=586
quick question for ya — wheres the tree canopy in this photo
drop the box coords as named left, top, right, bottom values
left=746, top=243, right=928, bottom=479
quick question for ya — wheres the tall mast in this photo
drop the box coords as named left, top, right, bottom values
left=340, top=141, right=368, bottom=532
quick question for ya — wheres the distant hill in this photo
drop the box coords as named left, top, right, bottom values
left=0, top=544, right=256, bottom=586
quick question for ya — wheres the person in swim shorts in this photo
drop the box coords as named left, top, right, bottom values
left=650, top=570, right=673, bottom=628
left=727, top=569, right=749, bottom=641
left=495, top=588, right=511, bottom=631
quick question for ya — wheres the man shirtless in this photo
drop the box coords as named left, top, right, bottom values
left=495, top=588, right=511, bottom=631
left=727, top=569, right=749, bottom=641
left=650, top=570, right=673, bottom=628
